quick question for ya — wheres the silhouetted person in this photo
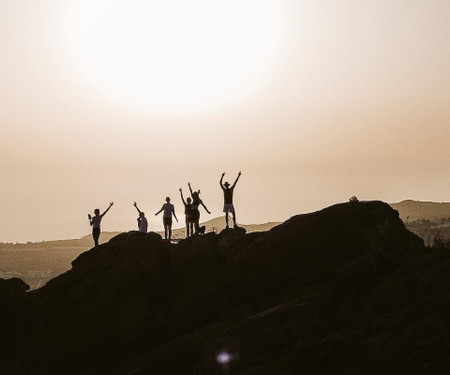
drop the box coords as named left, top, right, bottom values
left=133, top=202, right=148, bottom=233
left=88, top=202, right=113, bottom=247
left=220, top=171, right=241, bottom=228
left=179, top=188, right=194, bottom=238
left=155, top=197, right=178, bottom=240
left=188, top=182, right=211, bottom=234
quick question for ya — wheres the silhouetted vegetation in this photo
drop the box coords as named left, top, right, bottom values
left=405, top=218, right=450, bottom=247
left=432, top=234, right=450, bottom=250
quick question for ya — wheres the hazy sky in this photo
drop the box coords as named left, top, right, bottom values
left=1, top=0, right=449, bottom=242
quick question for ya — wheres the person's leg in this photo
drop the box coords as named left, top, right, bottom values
left=186, top=219, right=191, bottom=238
left=168, top=221, right=172, bottom=240
left=229, top=205, right=237, bottom=228
left=193, top=209, right=200, bottom=234
left=163, top=220, right=168, bottom=239
left=194, top=220, right=199, bottom=234
left=225, top=211, right=229, bottom=228
left=93, top=228, right=100, bottom=247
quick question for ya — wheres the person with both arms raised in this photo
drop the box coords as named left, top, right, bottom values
left=220, top=171, right=241, bottom=229
left=188, top=182, right=211, bottom=234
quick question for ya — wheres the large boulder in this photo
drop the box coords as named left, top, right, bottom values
left=15, top=231, right=170, bottom=373
left=229, top=201, right=423, bottom=306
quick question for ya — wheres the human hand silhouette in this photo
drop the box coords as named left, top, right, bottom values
left=110, top=202, right=114, bottom=206
left=238, top=171, right=241, bottom=176
left=88, top=214, right=91, bottom=219
left=179, top=188, right=182, bottom=192
left=222, top=172, right=225, bottom=176
left=133, top=201, right=137, bottom=206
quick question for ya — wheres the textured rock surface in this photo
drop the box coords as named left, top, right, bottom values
left=0, top=277, right=29, bottom=373
left=3, top=201, right=450, bottom=374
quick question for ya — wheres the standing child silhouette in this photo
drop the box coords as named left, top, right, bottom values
left=220, top=171, right=241, bottom=228
left=88, top=202, right=113, bottom=246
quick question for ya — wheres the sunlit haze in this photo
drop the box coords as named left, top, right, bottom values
left=66, top=0, right=286, bottom=114
left=1, top=0, right=449, bottom=242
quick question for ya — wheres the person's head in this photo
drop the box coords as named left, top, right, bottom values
left=224, top=182, right=230, bottom=188
left=192, top=191, right=199, bottom=199
left=139, top=212, right=145, bottom=217
left=187, top=197, right=192, bottom=204
left=166, top=197, right=170, bottom=203
left=94, top=209, right=100, bottom=216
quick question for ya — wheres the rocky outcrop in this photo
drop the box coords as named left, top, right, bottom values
left=0, top=277, right=29, bottom=373
left=4, top=201, right=450, bottom=374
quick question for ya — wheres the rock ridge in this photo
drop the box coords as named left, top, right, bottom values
left=3, top=201, right=450, bottom=374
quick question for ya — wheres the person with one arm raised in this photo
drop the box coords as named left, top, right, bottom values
left=220, top=171, right=241, bottom=229
left=188, top=182, right=211, bottom=234
left=87, top=202, right=113, bottom=247
left=179, top=188, right=194, bottom=238
left=133, top=201, right=148, bottom=233
left=155, top=197, right=178, bottom=240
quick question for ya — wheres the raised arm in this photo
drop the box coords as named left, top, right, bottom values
left=133, top=201, right=142, bottom=214
left=188, top=182, right=193, bottom=196
left=179, top=188, right=186, bottom=205
left=101, top=202, right=114, bottom=217
left=88, top=214, right=92, bottom=226
left=231, top=171, right=242, bottom=189
left=220, top=173, right=225, bottom=189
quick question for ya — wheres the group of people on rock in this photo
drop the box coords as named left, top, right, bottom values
left=87, top=172, right=242, bottom=246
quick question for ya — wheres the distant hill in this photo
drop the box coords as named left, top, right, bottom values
left=0, top=218, right=280, bottom=289
left=388, top=200, right=450, bottom=245
left=390, top=200, right=450, bottom=221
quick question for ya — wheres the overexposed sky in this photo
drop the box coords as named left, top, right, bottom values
left=1, top=0, right=449, bottom=242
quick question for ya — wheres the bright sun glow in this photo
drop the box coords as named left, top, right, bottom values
left=66, top=0, right=285, bottom=115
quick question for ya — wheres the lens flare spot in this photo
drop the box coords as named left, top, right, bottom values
left=216, top=351, right=232, bottom=364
